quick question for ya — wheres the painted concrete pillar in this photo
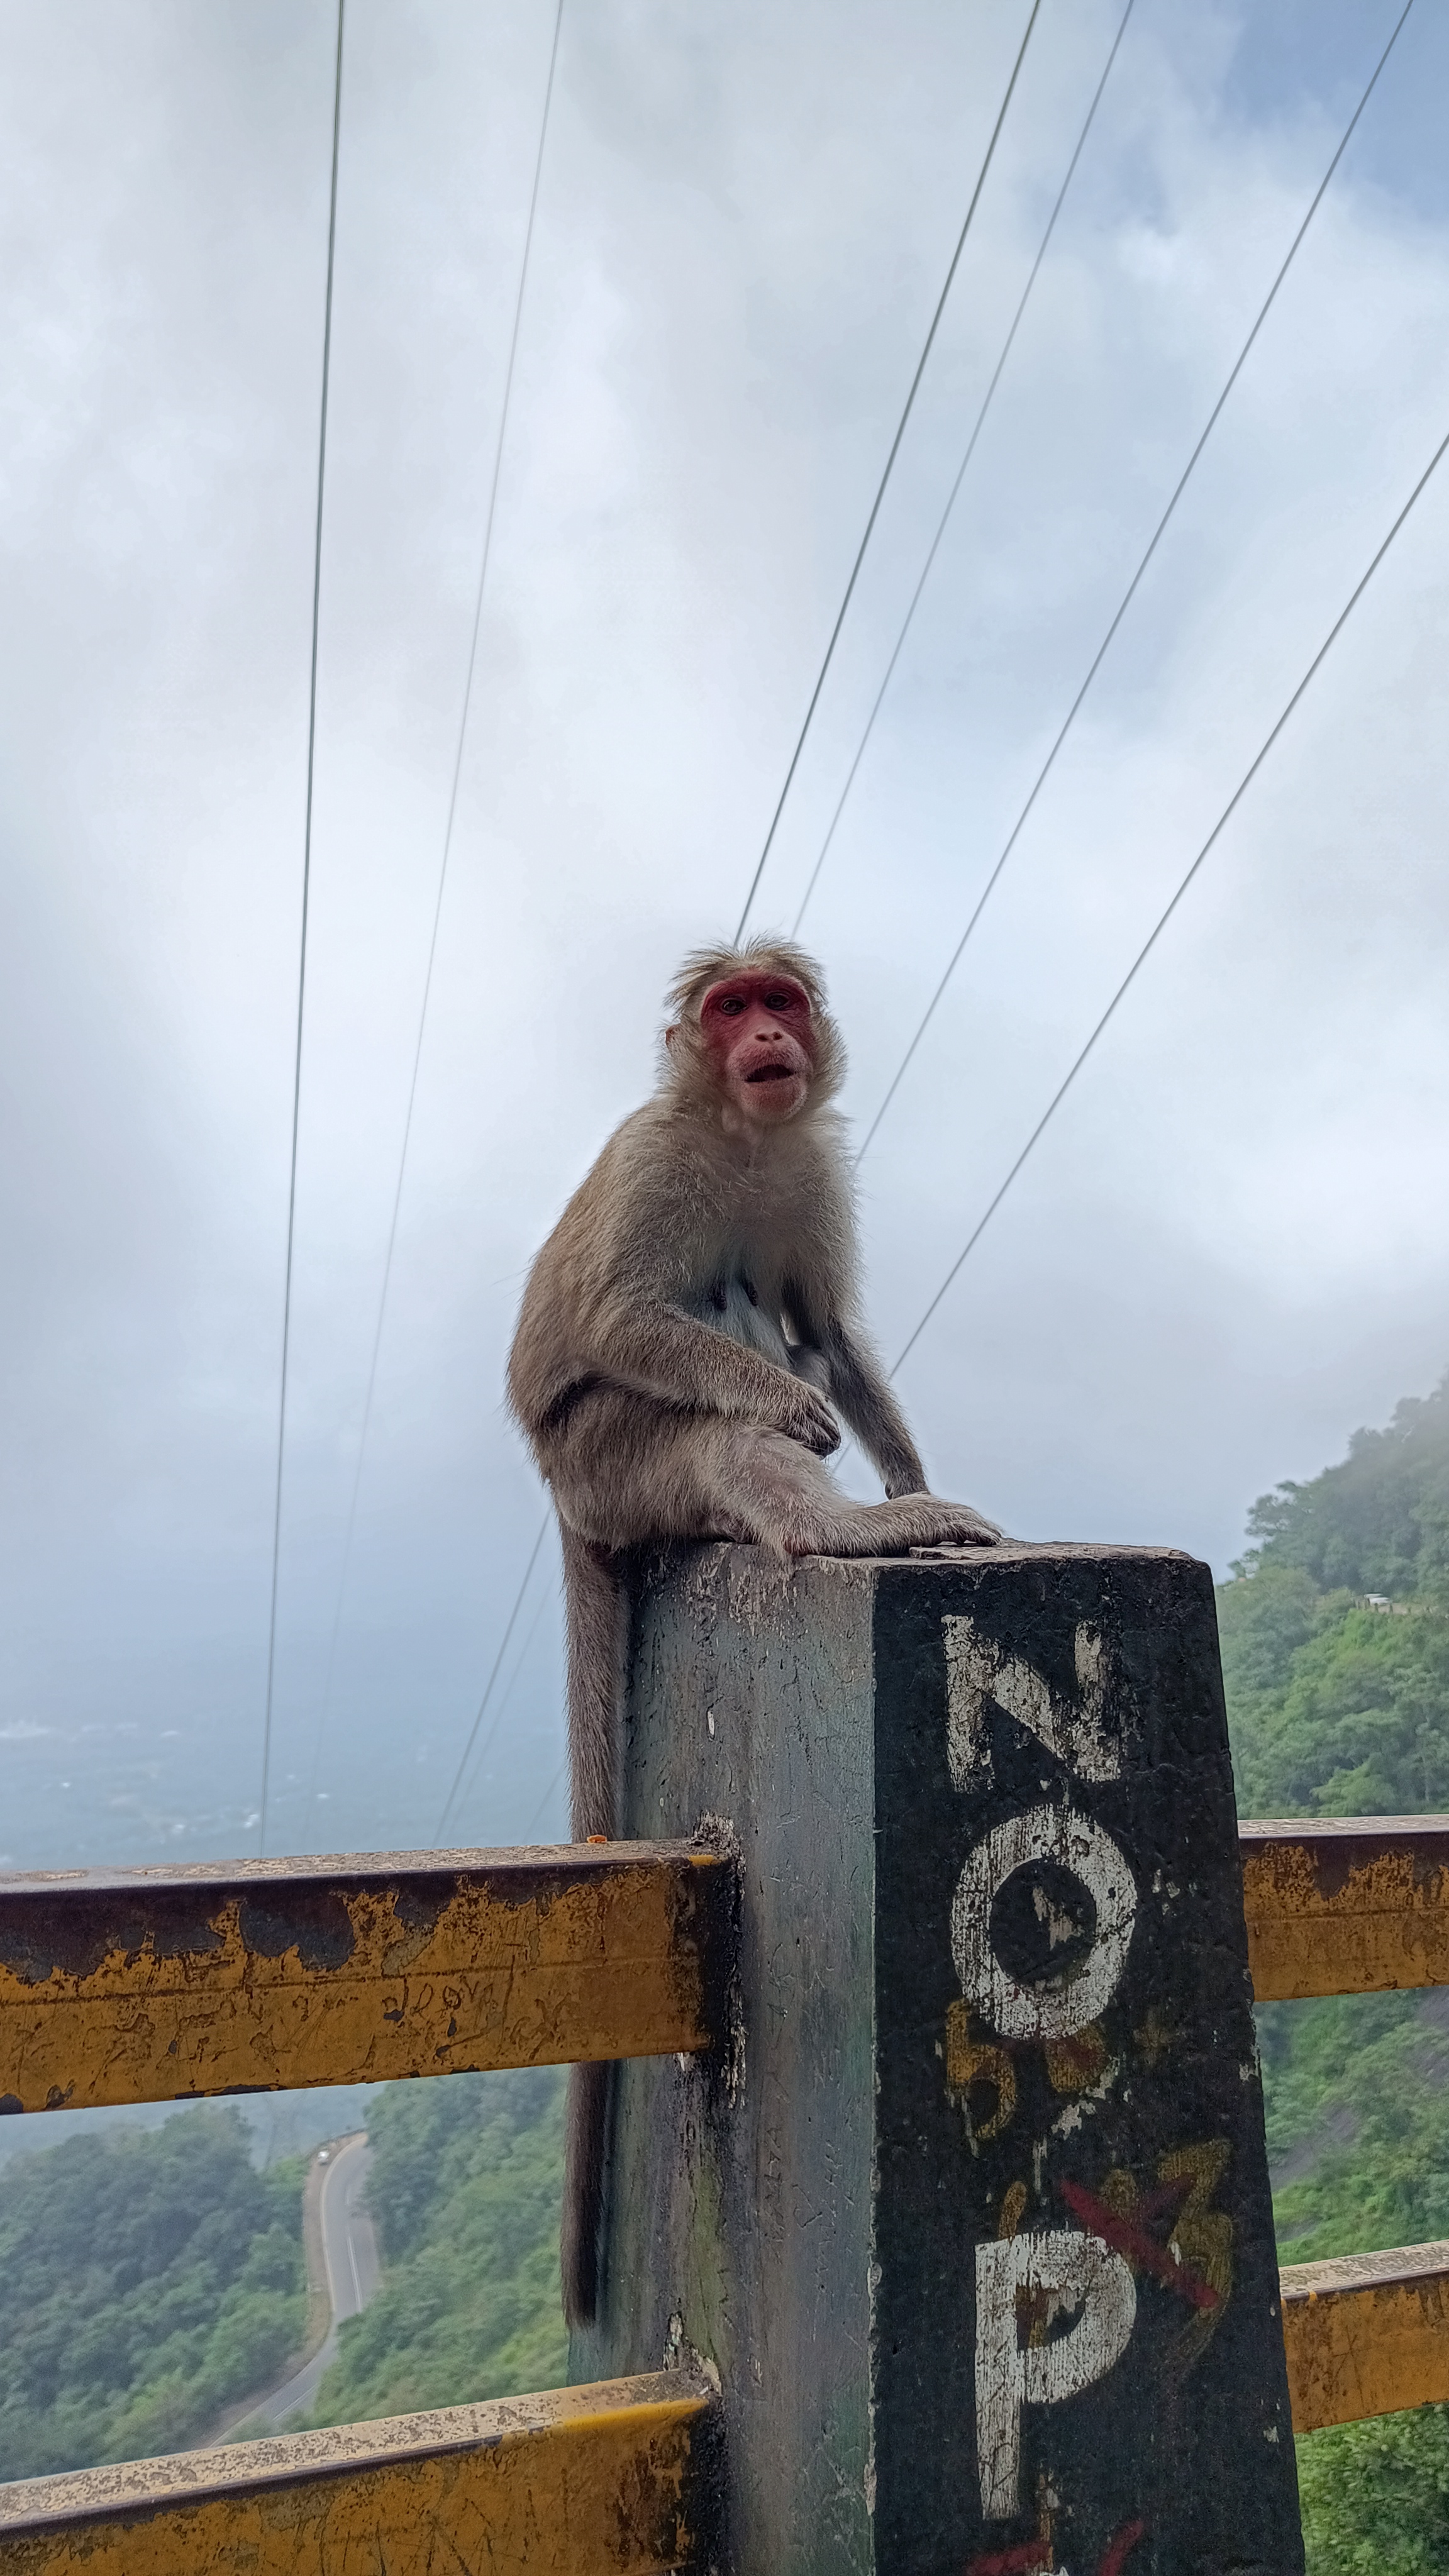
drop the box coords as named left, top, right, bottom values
left=572, top=1541, right=1302, bottom=2576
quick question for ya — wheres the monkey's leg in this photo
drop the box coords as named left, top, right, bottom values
left=713, top=1428, right=1000, bottom=1555
left=548, top=1399, right=997, bottom=1561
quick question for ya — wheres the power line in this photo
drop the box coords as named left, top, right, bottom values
left=436, top=1514, right=550, bottom=1841
left=855, top=0, right=1416, bottom=1170
left=523, top=1750, right=568, bottom=1844
left=258, top=0, right=346, bottom=1860
left=304, top=0, right=565, bottom=1816
left=891, top=408, right=1449, bottom=1377
left=733, top=0, right=1043, bottom=943
left=437, top=1572, right=554, bottom=1842
left=792, top=0, right=1137, bottom=939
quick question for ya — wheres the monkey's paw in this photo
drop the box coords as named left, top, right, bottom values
left=780, top=1384, right=841, bottom=1457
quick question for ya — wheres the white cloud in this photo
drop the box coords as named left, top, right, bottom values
left=0, top=0, right=1444, bottom=1863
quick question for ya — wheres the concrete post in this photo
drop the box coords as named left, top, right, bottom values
left=572, top=1542, right=1302, bottom=2576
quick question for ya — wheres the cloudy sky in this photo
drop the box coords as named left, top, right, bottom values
left=1, top=0, right=1446, bottom=1871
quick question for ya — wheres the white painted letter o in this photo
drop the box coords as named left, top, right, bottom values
left=952, top=1804, right=1137, bottom=2042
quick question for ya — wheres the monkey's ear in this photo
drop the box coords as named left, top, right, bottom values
left=664, top=1023, right=680, bottom=1052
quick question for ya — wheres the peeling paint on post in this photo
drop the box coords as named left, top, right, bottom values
left=574, top=1543, right=1303, bottom=2576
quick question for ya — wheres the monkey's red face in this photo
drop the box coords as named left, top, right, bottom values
left=697, top=972, right=816, bottom=1125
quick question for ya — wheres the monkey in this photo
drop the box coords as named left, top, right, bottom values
left=507, top=936, right=999, bottom=2325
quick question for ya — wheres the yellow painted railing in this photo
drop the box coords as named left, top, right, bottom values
left=0, top=2374, right=721, bottom=2573
left=0, top=1840, right=731, bottom=2571
left=0, top=1841, right=733, bottom=2112
left=1, top=1817, right=1448, bottom=2563
left=1242, top=1818, right=1449, bottom=2433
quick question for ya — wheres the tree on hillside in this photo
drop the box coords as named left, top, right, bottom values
left=1216, top=1372, right=1449, bottom=2572
left=0, top=2109, right=305, bottom=2481
left=1241, top=1373, right=1449, bottom=1602
left=1219, top=1372, right=1449, bottom=1819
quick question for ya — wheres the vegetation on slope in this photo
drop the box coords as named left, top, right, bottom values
left=306, top=2065, right=567, bottom=2427
left=0, top=2108, right=305, bottom=2482
left=1218, top=1374, right=1449, bottom=2572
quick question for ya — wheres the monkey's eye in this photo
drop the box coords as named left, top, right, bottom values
left=715, top=996, right=746, bottom=1015
left=763, top=992, right=797, bottom=1013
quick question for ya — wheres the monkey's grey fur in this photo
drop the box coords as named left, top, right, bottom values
left=508, top=938, right=997, bottom=2324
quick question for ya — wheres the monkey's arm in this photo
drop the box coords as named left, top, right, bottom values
left=581, top=1293, right=840, bottom=1454
left=783, top=1279, right=925, bottom=1496
left=826, top=1321, right=928, bottom=1495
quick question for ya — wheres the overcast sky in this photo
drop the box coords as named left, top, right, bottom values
left=1, top=0, right=1446, bottom=1871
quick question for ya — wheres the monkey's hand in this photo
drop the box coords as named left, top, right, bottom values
left=775, top=1378, right=841, bottom=1458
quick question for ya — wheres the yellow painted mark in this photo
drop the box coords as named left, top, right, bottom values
left=0, top=2373, right=718, bottom=2574
left=0, top=1846, right=730, bottom=2112
left=1282, top=2242, right=1449, bottom=2433
left=1241, top=1820, right=1449, bottom=2001
left=944, top=2000, right=1016, bottom=2141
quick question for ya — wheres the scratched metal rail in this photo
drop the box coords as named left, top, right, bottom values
left=0, top=2375, right=721, bottom=2573
left=0, top=1841, right=732, bottom=2112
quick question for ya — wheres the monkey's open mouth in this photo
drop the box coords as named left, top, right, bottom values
left=745, top=1062, right=796, bottom=1083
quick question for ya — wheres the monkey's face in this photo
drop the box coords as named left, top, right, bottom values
left=697, top=972, right=817, bottom=1126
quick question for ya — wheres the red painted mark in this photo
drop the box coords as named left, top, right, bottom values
left=965, top=2540, right=1052, bottom=2576
left=967, top=2521, right=1146, bottom=2576
left=1097, top=2518, right=1147, bottom=2576
left=1059, top=2177, right=1220, bottom=2311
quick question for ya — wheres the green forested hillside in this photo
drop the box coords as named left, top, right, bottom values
left=1221, top=1376, right=1449, bottom=1820
left=0, top=2109, right=305, bottom=2482
left=1218, top=1374, right=1449, bottom=2573
left=306, top=2066, right=567, bottom=2427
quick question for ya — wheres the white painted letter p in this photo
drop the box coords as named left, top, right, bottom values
left=974, top=2229, right=1136, bottom=2519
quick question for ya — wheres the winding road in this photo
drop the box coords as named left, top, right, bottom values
left=204, top=2131, right=380, bottom=2443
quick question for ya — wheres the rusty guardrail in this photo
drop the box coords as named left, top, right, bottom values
left=0, top=1840, right=733, bottom=2113
left=0, top=2373, right=721, bottom=2574
left=1, top=1814, right=1448, bottom=2565
left=1281, top=2242, right=1449, bottom=2433
left=1242, top=1816, right=1449, bottom=2001
left=1239, top=1816, right=1449, bottom=2439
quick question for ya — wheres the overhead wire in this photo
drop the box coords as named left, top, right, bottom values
left=523, top=1751, right=568, bottom=1844
left=303, top=0, right=565, bottom=1822
left=853, top=0, right=1417, bottom=1170
left=257, top=0, right=346, bottom=1859
left=791, top=0, right=1138, bottom=939
left=889, top=408, right=1449, bottom=1377
left=436, top=1514, right=550, bottom=1841
left=436, top=1565, right=555, bottom=1842
left=733, top=0, right=1043, bottom=943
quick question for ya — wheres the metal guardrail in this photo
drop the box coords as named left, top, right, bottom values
left=1242, top=1817, right=1449, bottom=2440
left=1282, top=2243, right=1449, bottom=2434
left=1241, top=1816, right=1449, bottom=2001
left=0, top=2373, right=721, bottom=2573
left=0, top=1840, right=733, bottom=2112
left=1, top=1817, right=1448, bottom=2564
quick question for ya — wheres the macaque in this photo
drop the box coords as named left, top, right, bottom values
left=508, top=938, right=999, bottom=2324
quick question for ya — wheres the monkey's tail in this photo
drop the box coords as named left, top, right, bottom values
left=559, top=1521, right=627, bottom=1843
left=562, top=2058, right=613, bottom=2330
left=557, top=1521, right=628, bottom=2331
